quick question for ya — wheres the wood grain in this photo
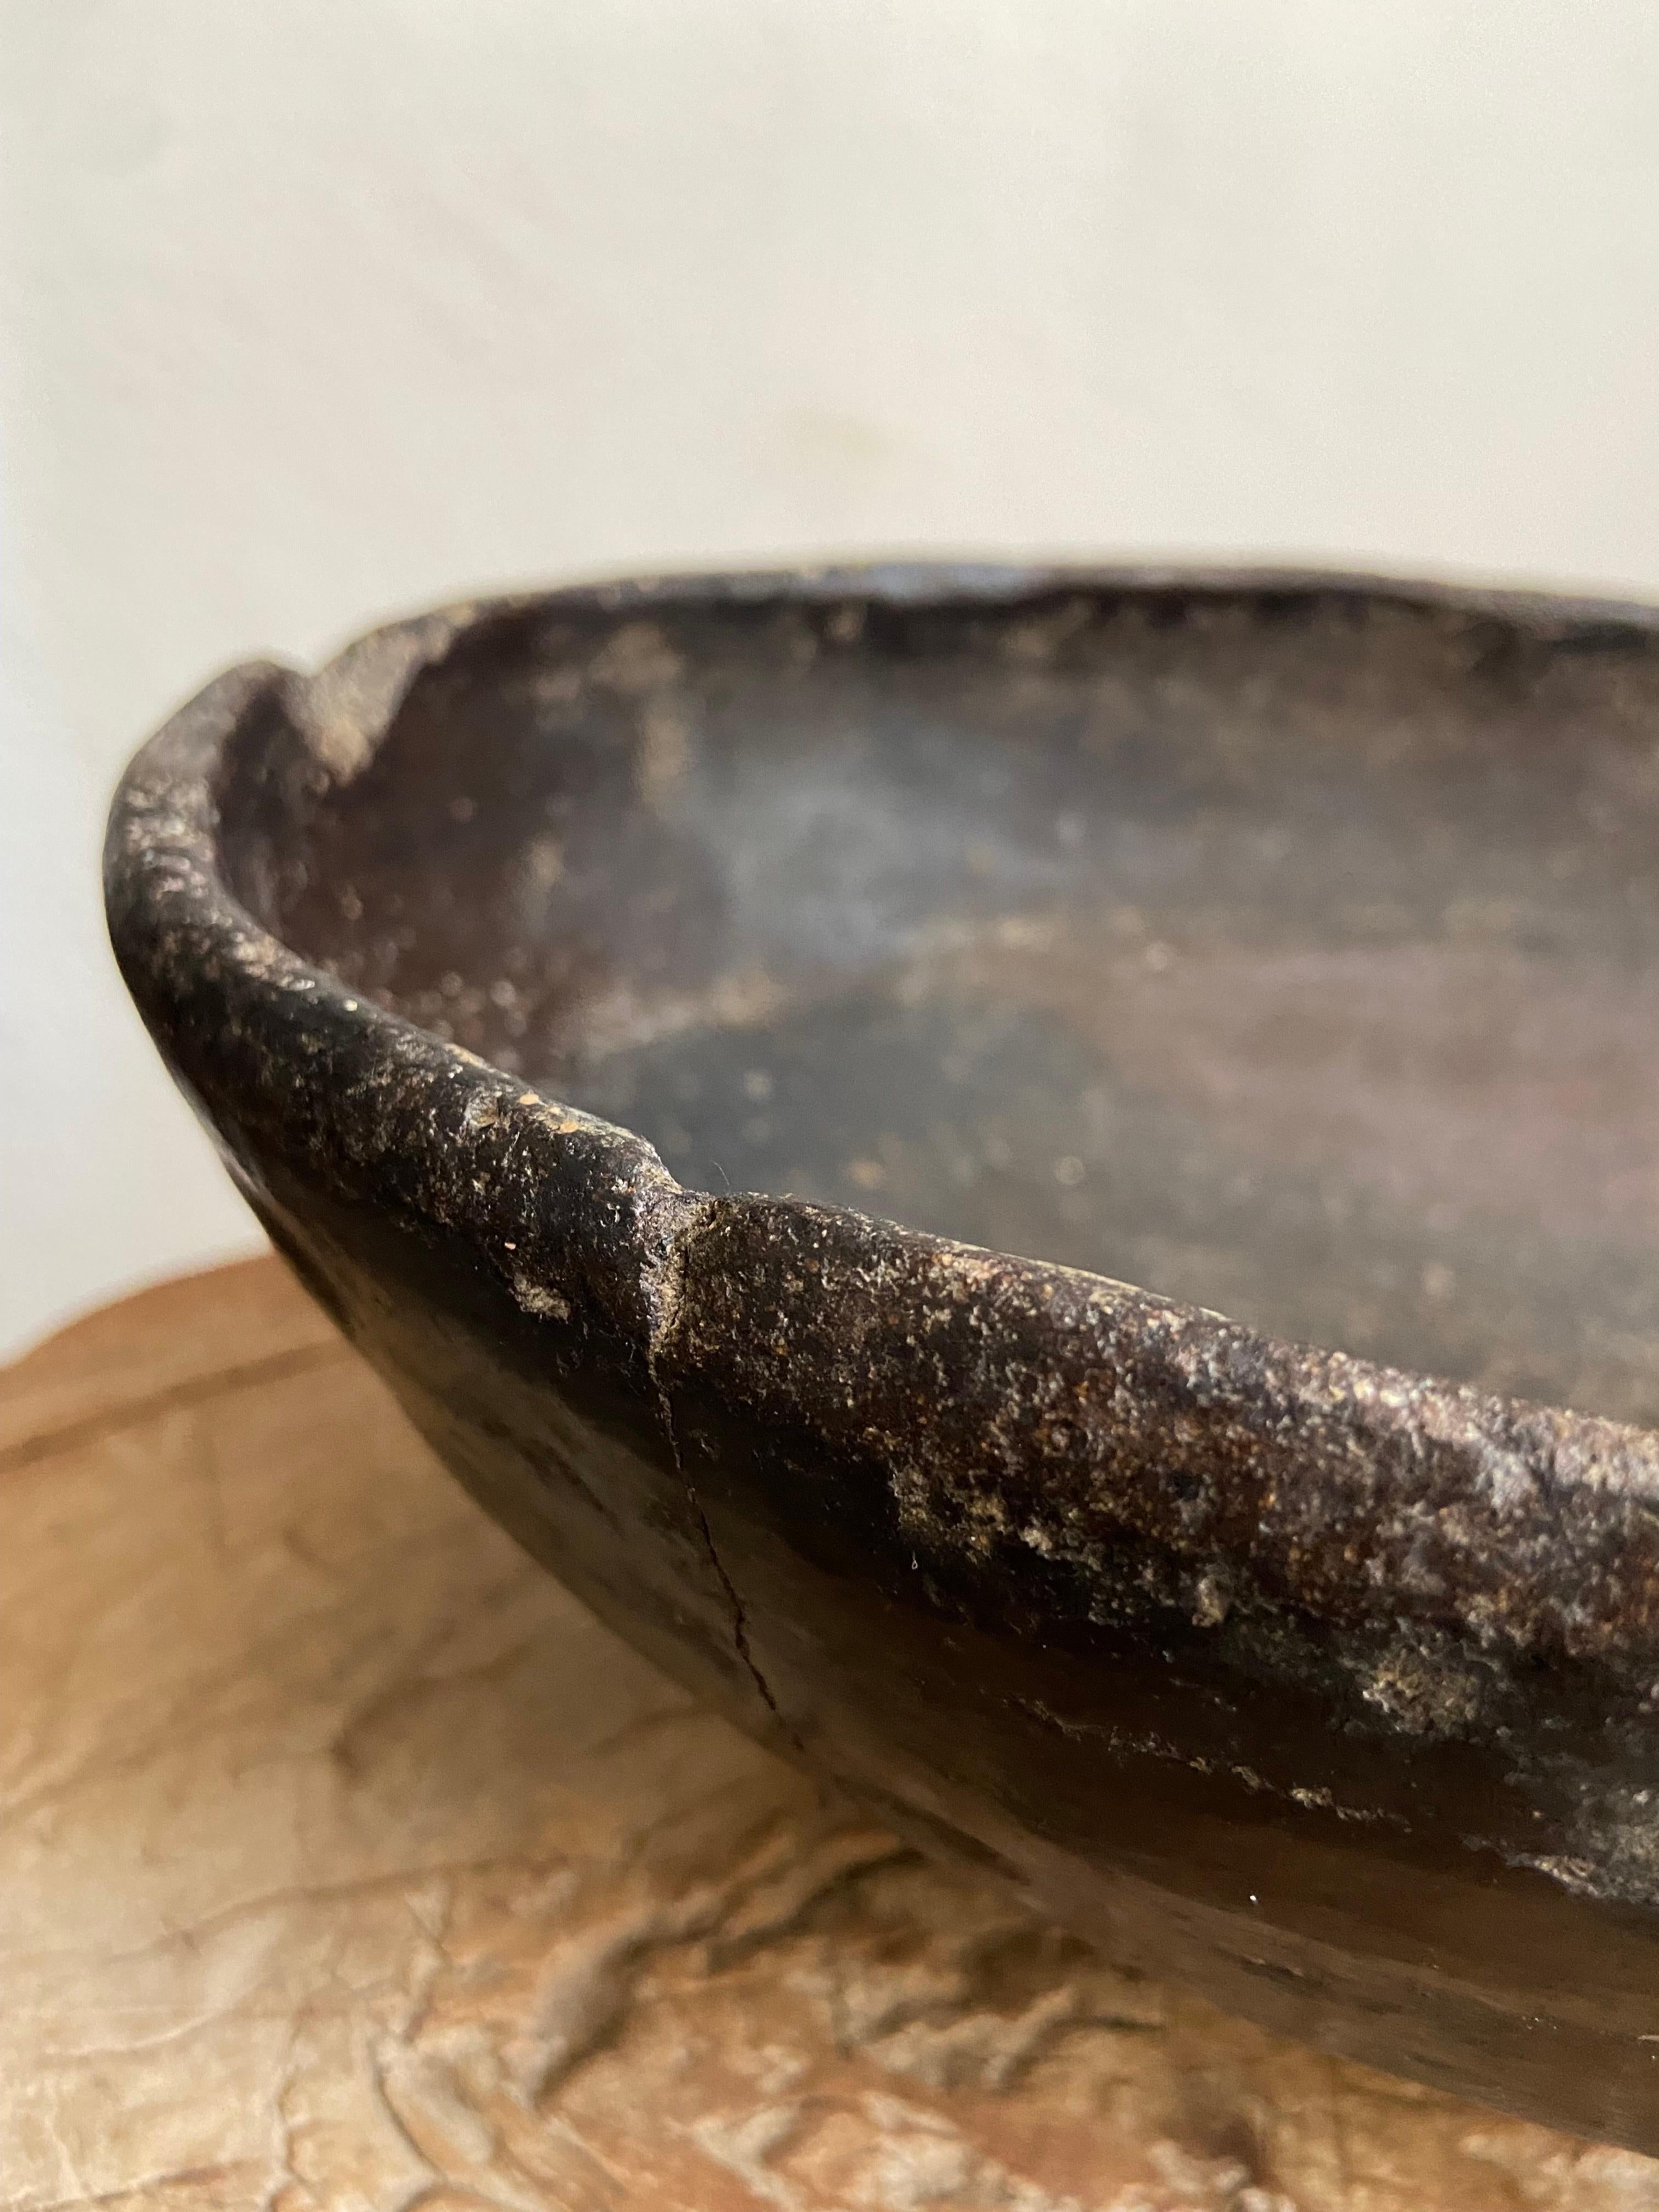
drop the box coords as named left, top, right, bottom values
left=2, top=1257, right=1654, bottom=2211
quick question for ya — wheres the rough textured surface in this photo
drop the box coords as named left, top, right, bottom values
left=103, top=566, right=1659, bottom=2147
left=10, top=1257, right=1659, bottom=2211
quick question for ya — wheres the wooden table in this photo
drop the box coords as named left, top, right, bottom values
left=2, top=1257, right=1652, bottom=2211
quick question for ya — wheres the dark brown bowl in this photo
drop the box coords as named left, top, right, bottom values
left=106, top=566, right=1659, bottom=2149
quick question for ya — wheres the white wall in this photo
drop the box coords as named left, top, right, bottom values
left=4, top=0, right=1659, bottom=1355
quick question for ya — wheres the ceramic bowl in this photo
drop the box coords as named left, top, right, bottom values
left=107, top=566, right=1659, bottom=2148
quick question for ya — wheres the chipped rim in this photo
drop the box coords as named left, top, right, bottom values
left=105, top=562, right=1659, bottom=1680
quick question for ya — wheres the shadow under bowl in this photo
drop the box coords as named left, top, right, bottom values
left=106, top=564, right=1659, bottom=2151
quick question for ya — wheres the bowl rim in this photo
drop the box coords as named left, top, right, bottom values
left=104, top=559, right=1659, bottom=1681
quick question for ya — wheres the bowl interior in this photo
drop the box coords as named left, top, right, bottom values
left=236, top=583, right=1659, bottom=1425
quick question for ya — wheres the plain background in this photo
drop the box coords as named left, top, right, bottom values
left=4, top=1, right=1659, bottom=1356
